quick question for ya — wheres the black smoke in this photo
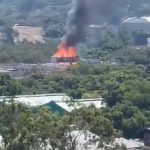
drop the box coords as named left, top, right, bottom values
left=63, top=0, right=119, bottom=46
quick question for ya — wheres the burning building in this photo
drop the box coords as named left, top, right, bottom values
left=52, top=0, right=118, bottom=64
left=51, top=43, right=78, bottom=64
left=51, top=0, right=88, bottom=64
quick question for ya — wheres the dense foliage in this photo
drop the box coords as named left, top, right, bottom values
left=0, top=0, right=150, bottom=148
left=0, top=0, right=150, bottom=39
left=0, top=99, right=123, bottom=150
left=0, top=42, right=57, bottom=63
left=1, top=0, right=150, bottom=25
left=0, top=63, right=150, bottom=139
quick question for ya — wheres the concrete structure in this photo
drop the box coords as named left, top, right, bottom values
left=74, top=98, right=105, bottom=109
left=68, top=130, right=100, bottom=150
left=67, top=131, right=144, bottom=150
left=12, top=25, right=45, bottom=43
left=114, top=138, right=144, bottom=150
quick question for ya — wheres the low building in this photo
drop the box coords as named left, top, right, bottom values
left=12, top=25, right=45, bottom=43
left=51, top=43, right=78, bottom=64
left=0, top=94, right=105, bottom=115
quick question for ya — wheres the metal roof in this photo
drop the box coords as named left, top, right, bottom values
left=123, top=16, right=150, bottom=24
left=0, top=94, right=69, bottom=107
left=0, top=94, right=105, bottom=112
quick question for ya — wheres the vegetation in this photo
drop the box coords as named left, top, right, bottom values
left=0, top=63, right=150, bottom=140
left=0, top=0, right=150, bottom=149
left=85, top=28, right=150, bottom=65
left=0, top=99, right=125, bottom=150
left=0, top=27, right=150, bottom=65
left=0, top=0, right=150, bottom=39
left=0, top=0, right=150, bottom=24
left=0, top=42, right=57, bottom=63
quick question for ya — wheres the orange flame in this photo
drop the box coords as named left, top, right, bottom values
left=53, top=43, right=78, bottom=59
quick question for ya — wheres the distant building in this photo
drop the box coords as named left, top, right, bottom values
left=144, top=127, right=150, bottom=147
left=0, top=94, right=105, bottom=116
left=12, top=25, right=45, bottom=43
left=122, top=16, right=150, bottom=46
left=51, top=43, right=78, bottom=64
left=122, top=17, right=150, bottom=33
left=114, top=138, right=144, bottom=150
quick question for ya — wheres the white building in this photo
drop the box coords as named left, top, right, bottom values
left=12, top=25, right=45, bottom=43
left=0, top=94, right=105, bottom=115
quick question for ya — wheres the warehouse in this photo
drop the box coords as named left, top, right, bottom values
left=0, top=94, right=105, bottom=115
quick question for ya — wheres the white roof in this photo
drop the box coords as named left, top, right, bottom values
left=114, top=138, right=144, bottom=149
left=122, top=17, right=137, bottom=23
left=89, top=24, right=102, bottom=28
left=123, top=16, right=150, bottom=24
left=0, top=94, right=105, bottom=112
left=54, top=98, right=105, bottom=112
left=0, top=94, right=70, bottom=107
left=142, top=16, right=150, bottom=22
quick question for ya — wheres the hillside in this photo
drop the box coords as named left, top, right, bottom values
left=0, top=1, right=150, bottom=148
left=0, top=0, right=150, bottom=64
left=0, top=0, right=71, bottom=39
left=0, top=0, right=70, bottom=25
left=0, top=0, right=150, bottom=39
left=1, top=0, right=150, bottom=25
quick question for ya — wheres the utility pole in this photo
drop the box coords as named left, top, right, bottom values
left=125, top=4, right=130, bottom=19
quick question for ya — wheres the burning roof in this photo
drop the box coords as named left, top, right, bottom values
left=51, top=43, right=78, bottom=63
left=52, top=43, right=77, bottom=58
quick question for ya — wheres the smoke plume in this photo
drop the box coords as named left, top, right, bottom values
left=63, top=0, right=118, bottom=46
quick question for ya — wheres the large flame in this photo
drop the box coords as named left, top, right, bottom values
left=52, top=43, right=78, bottom=62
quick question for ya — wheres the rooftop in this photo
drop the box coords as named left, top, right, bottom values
left=0, top=94, right=105, bottom=112
left=0, top=93, right=69, bottom=107
left=123, top=16, right=150, bottom=24
left=12, top=25, right=45, bottom=43
left=114, top=138, right=144, bottom=149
